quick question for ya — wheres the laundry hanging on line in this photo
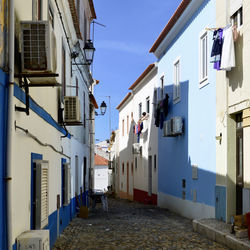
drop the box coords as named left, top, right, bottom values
left=210, top=25, right=235, bottom=71
left=155, top=93, right=169, bottom=129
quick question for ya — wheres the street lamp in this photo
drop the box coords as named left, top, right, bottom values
left=95, top=101, right=107, bottom=116
left=72, top=39, right=95, bottom=66
left=83, top=39, right=95, bottom=65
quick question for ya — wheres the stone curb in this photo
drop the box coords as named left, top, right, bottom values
left=193, top=220, right=250, bottom=250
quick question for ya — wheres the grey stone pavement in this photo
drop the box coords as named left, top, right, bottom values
left=53, top=197, right=228, bottom=250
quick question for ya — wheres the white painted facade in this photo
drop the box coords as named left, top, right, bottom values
left=216, top=0, right=250, bottom=222
left=117, top=64, right=158, bottom=203
left=9, top=0, right=97, bottom=247
left=93, top=165, right=109, bottom=192
left=109, top=130, right=120, bottom=194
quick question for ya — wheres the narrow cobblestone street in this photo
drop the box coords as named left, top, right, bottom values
left=53, top=198, right=228, bottom=250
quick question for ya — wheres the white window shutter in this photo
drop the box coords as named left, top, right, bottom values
left=63, top=163, right=71, bottom=206
left=230, top=0, right=242, bottom=16
left=35, top=160, right=49, bottom=229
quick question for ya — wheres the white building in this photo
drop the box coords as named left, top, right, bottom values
left=116, top=63, right=158, bottom=204
left=6, top=0, right=99, bottom=248
left=94, top=154, right=109, bottom=192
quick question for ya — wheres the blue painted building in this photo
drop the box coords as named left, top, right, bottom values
left=150, top=0, right=217, bottom=219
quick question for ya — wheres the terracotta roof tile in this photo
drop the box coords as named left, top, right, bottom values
left=128, top=64, right=155, bottom=90
left=116, top=92, right=132, bottom=110
left=94, top=154, right=109, bottom=166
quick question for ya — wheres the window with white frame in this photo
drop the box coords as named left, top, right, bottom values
left=199, top=31, right=208, bottom=84
left=231, top=7, right=243, bottom=29
left=33, top=160, right=49, bottom=229
left=62, top=163, right=71, bottom=206
left=160, top=75, right=164, bottom=100
left=138, top=102, right=142, bottom=118
left=146, top=97, right=150, bottom=113
left=173, top=59, right=180, bottom=102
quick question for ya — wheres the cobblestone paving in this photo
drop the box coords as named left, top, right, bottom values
left=53, top=198, right=228, bottom=250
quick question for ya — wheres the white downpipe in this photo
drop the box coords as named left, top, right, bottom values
left=7, top=0, right=14, bottom=248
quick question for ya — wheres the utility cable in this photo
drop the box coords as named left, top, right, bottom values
left=15, top=122, right=71, bottom=159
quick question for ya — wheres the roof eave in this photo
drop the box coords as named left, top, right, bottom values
left=128, top=63, right=155, bottom=91
left=149, top=0, right=191, bottom=54
left=116, top=92, right=132, bottom=110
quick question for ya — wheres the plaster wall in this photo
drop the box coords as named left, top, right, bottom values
left=157, top=0, right=217, bottom=219
left=118, top=96, right=133, bottom=197
left=131, top=68, right=158, bottom=196
left=11, top=96, right=71, bottom=244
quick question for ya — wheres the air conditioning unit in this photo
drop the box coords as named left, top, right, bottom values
left=20, top=21, right=57, bottom=83
left=163, top=120, right=172, bottom=137
left=63, top=163, right=71, bottom=206
left=171, top=116, right=183, bottom=135
left=132, top=143, right=142, bottom=154
left=64, top=96, right=81, bottom=123
left=17, top=230, right=50, bottom=250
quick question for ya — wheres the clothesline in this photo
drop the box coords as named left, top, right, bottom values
left=205, top=23, right=232, bottom=31
left=205, top=27, right=225, bottom=31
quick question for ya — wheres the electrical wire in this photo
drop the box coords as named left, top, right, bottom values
left=15, top=122, right=71, bottom=159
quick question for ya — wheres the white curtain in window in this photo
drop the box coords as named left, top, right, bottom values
left=230, top=0, right=242, bottom=16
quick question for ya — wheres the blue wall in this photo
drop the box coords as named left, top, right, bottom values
left=158, top=0, right=217, bottom=208
left=0, top=69, right=8, bottom=250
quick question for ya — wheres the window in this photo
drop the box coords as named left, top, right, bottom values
left=138, top=103, right=142, bottom=118
left=146, top=97, right=150, bottom=113
left=154, top=155, right=157, bottom=171
left=135, top=157, right=137, bottom=170
left=38, top=0, right=42, bottom=20
left=33, top=160, right=49, bottom=229
left=83, top=92, right=86, bottom=128
left=160, top=76, right=164, bottom=100
left=61, top=44, right=66, bottom=98
left=131, top=163, right=133, bottom=175
left=75, top=78, right=78, bottom=96
left=153, top=88, right=157, bottom=115
left=199, top=31, right=208, bottom=85
left=127, top=115, right=129, bottom=134
left=231, top=7, right=243, bottom=29
left=131, top=112, right=133, bottom=122
left=122, top=163, right=124, bottom=174
left=62, top=162, right=71, bottom=206
left=32, top=0, right=42, bottom=21
left=83, top=11, right=87, bottom=43
left=122, top=119, right=124, bottom=136
left=83, top=157, right=87, bottom=192
left=75, top=155, right=79, bottom=195
left=173, top=59, right=180, bottom=103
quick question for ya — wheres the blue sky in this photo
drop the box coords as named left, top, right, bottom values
left=92, top=0, right=182, bottom=142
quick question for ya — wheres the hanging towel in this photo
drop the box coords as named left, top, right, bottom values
left=220, top=26, right=235, bottom=71
left=210, top=29, right=223, bottom=65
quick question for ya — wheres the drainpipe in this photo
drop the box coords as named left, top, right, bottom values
left=7, top=0, right=15, bottom=248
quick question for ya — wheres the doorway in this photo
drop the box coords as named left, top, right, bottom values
left=148, top=156, right=152, bottom=196
left=236, top=113, right=243, bottom=215
left=127, top=162, right=129, bottom=196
